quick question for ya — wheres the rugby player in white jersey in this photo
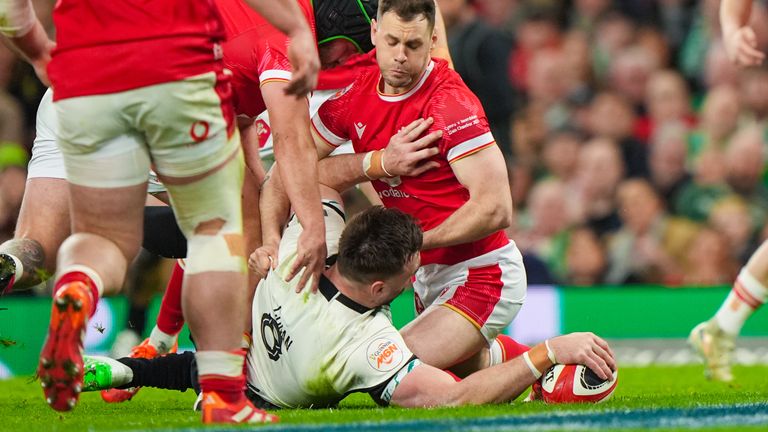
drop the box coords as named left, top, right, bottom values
left=81, top=190, right=616, bottom=409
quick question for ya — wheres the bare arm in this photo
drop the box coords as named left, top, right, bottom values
left=720, top=0, right=765, bottom=66
left=390, top=333, right=616, bottom=408
left=242, top=0, right=319, bottom=96
left=421, top=145, right=512, bottom=250
left=261, top=82, right=326, bottom=291
left=0, top=0, right=54, bottom=84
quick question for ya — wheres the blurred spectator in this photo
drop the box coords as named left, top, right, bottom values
left=587, top=92, right=649, bottom=177
left=674, top=149, right=731, bottom=222
left=0, top=45, right=25, bottom=148
left=567, top=137, right=624, bottom=236
left=510, top=8, right=562, bottom=94
left=540, top=129, right=582, bottom=180
left=440, top=0, right=516, bottom=156
left=724, top=124, right=768, bottom=223
left=569, top=0, right=611, bottom=34
left=606, top=179, right=699, bottom=284
left=682, top=227, right=738, bottom=285
left=687, top=84, right=741, bottom=161
left=609, top=45, right=660, bottom=109
left=709, top=195, right=760, bottom=264
left=636, top=69, right=695, bottom=142
left=0, top=143, right=28, bottom=242
left=648, top=122, right=692, bottom=208
left=564, top=225, right=607, bottom=285
left=739, top=67, right=768, bottom=122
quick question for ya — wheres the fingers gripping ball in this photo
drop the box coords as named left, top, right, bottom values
left=540, top=364, right=618, bottom=404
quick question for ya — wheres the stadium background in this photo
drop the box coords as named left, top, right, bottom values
left=2, top=0, right=768, bottom=377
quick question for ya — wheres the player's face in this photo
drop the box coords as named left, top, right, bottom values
left=371, top=12, right=436, bottom=94
left=380, top=253, right=421, bottom=304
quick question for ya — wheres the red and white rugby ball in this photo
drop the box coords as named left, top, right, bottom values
left=540, top=364, right=618, bottom=404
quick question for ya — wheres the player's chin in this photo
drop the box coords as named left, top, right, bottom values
left=383, top=75, right=413, bottom=89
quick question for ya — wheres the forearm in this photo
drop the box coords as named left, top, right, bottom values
left=242, top=0, right=311, bottom=38
left=432, top=0, right=454, bottom=67
left=422, top=199, right=511, bottom=250
left=721, top=0, right=753, bottom=35
left=318, top=153, right=370, bottom=193
left=274, top=138, right=324, bottom=233
left=260, top=165, right=291, bottom=248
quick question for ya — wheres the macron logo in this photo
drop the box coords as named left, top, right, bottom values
left=355, top=122, right=367, bottom=139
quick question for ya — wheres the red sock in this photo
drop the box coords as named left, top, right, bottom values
left=55, top=271, right=100, bottom=317
left=156, top=261, right=186, bottom=335
left=197, top=349, right=246, bottom=404
left=496, top=334, right=530, bottom=361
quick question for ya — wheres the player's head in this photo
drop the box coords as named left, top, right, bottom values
left=337, top=206, right=422, bottom=306
left=371, top=0, right=437, bottom=93
left=315, top=0, right=378, bottom=69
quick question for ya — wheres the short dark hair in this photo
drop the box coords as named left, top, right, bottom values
left=337, top=206, right=423, bottom=283
left=377, top=0, right=435, bottom=30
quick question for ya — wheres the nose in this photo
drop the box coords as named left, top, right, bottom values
left=394, top=45, right=406, bottom=63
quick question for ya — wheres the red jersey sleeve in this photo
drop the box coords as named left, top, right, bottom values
left=257, top=37, right=293, bottom=86
left=311, top=85, right=353, bottom=148
left=430, top=82, right=496, bottom=164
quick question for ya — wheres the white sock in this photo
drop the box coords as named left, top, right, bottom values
left=148, top=326, right=178, bottom=355
left=715, top=268, right=768, bottom=335
left=195, top=350, right=244, bottom=379
left=488, top=339, right=504, bottom=367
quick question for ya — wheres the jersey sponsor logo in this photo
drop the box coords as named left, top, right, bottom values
left=366, top=338, right=404, bottom=371
left=377, top=187, right=409, bottom=199
left=260, top=306, right=293, bottom=361
left=354, top=122, right=366, bottom=139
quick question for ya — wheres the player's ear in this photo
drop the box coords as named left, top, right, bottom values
left=370, top=280, right=386, bottom=301
left=371, top=19, right=378, bottom=47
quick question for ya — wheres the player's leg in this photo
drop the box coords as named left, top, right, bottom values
left=144, top=71, right=274, bottom=423
left=37, top=88, right=152, bottom=411
left=401, top=244, right=526, bottom=375
left=690, top=238, right=768, bottom=381
left=84, top=352, right=197, bottom=393
left=0, top=177, right=69, bottom=293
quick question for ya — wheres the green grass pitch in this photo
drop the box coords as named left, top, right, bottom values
left=2, top=365, right=768, bottom=431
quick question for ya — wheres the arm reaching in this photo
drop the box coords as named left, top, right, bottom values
left=389, top=333, right=616, bottom=408
left=0, top=0, right=54, bottom=85
left=243, top=0, right=319, bottom=96
left=720, top=0, right=765, bottom=66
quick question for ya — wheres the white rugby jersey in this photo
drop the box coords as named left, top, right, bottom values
left=246, top=207, right=416, bottom=408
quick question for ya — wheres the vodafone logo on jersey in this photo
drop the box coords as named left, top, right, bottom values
left=366, top=338, right=404, bottom=371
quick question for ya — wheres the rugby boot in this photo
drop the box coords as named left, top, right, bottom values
left=201, top=391, right=279, bottom=424
left=82, top=356, right=133, bottom=391
left=38, top=282, right=92, bottom=411
left=0, top=253, right=17, bottom=295
left=101, top=337, right=177, bottom=403
left=689, top=319, right=735, bottom=382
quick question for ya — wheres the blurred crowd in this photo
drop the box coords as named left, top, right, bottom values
left=1, top=0, right=767, bottom=287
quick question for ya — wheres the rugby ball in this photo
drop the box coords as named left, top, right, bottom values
left=540, top=364, right=618, bottom=404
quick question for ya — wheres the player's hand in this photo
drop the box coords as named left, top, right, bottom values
left=249, top=244, right=278, bottom=280
left=724, top=26, right=765, bottom=67
left=284, top=27, right=320, bottom=98
left=547, top=332, right=616, bottom=381
left=286, top=224, right=326, bottom=293
left=382, top=118, right=442, bottom=177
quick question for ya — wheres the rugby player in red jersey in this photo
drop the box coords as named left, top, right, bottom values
left=0, top=0, right=318, bottom=423
left=259, top=0, right=532, bottom=377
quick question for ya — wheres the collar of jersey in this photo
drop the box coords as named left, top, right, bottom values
left=319, top=273, right=373, bottom=314
left=376, top=60, right=435, bottom=102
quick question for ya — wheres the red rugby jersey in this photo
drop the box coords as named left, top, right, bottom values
left=49, top=0, right=226, bottom=100
left=313, top=59, right=509, bottom=266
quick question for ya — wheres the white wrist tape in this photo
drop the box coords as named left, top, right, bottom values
left=362, top=151, right=375, bottom=180
left=522, top=351, right=542, bottom=379
left=545, top=339, right=557, bottom=364
left=0, top=0, right=36, bottom=37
